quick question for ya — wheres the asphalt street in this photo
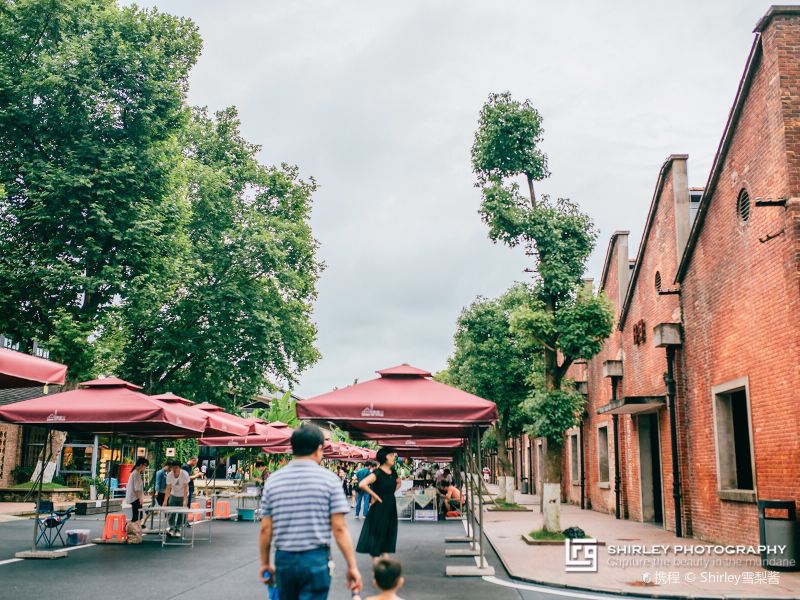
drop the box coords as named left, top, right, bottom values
left=0, top=512, right=631, bottom=600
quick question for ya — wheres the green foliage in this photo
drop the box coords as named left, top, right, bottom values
left=255, top=391, right=302, bottom=427
left=0, top=3, right=322, bottom=408
left=173, top=439, right=199, bottom=464
left=0, top=0, right=201, bottom=378
left=523, top=387, right=585, bottom=446
left=471, top=92, right=550, bottom=187
left=11, top=465, right=33, bottom=485
left=447, top=284, right=536, bottom=437
left=80, top=476, right=108, bottom=498
left=116, top=107, right=322, bottom=406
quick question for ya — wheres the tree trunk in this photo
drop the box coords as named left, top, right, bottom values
left=542, top=442, right=563, bottom=532
left=31, top=430, right=67, bottom=484
left=526, top=174, right=536, bottom=207
left=493, top=426, right=514, bottom=502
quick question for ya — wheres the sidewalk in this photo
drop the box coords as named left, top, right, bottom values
left=481, top=485, right=800, bottom=599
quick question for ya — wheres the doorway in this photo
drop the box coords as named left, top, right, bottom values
left=637, top=412, right=663, bottom=524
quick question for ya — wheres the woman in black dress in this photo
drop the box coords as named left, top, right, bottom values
left=356, top=447, right=401, bottom=563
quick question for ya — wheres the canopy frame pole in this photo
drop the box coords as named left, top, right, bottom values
left=474, top=425, right=487, bottom=569
left=463, top=440, right=473, bottom=542
left=104, top=431, right=116, bottom=521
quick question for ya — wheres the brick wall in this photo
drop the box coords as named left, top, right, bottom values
left=0, top=424, right=22, bottom=487
left=679, top=12, right=800, bottom=545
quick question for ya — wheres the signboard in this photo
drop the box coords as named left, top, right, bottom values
left=165, top=447, right=176, bottom=457
left=136, top=447, right=147, bottom=457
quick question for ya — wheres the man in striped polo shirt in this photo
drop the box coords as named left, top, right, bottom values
left=259, top=423, right=362, bottom=599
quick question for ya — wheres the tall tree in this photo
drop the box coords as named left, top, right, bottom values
left=114, top=107, right=322, bottom=407
left=472, top=92, right=613, bottom=530
left=0, top=0, right=201, bottom=381
left=444, top=284, right=537, bottom=501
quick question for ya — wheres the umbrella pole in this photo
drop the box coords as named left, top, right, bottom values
left=29, top=428, right=52, bottom=553
left=104, top=432, right=116, bottom=521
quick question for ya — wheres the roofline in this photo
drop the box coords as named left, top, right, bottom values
left=754, top=5, right=800, bottom=33
left=599, top=230, right=630, bottom=291
left=618, top=154, right=688, bottom=330
left=675, top=35, right=762, bottom=282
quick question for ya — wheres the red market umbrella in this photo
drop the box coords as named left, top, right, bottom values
left=199, top=420, right=293, bottom=448
left=0, top=348, right=67, bottom=388
left=152, top=393, right=250, bottom=437
left=0, top=377, right=208, bottom=436
left=194, top=402, right=260, bottom=435
left=374, top=437, right=464, bottom=449
left=296, top=364, right=497, bottom=438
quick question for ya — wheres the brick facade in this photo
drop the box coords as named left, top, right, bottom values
left=0, top=423, right=22, bottom=486
left=562, top=6, right=800, bottom=547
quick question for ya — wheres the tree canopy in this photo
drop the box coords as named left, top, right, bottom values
left=0, top=1, right=322, bottom=408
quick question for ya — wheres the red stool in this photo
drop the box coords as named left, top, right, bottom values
left=102, top=513, right=127, bottom=541
left=215, top=500, right=231, bottom=519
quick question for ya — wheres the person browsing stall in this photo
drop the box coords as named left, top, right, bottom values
left=125, top=457, right=149, bottom=523
left=259, top=424, right=362, bottom=599
left=163, top=460, right=190, bottom=538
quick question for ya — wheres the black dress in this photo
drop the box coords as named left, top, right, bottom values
left=356, top=468, right=398, bottom=556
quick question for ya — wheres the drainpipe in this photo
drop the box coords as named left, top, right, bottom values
left=579, top=409, right=586, bottom=510
left=654, top=322, right=683, bottom=538
left=611, top=376, right=622, bottom=520
left=664, top=346, right=682, bottom=537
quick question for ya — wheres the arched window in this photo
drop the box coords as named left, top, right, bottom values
left=737, top=188, right=750, bottom=223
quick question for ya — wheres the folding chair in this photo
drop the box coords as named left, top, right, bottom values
left=36, top=500, right=76, bottom=548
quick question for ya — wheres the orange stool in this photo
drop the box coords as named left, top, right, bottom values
left=102, top=513, right=127, bottom=541
left=187, top=502, right=200, bottom=522
left=205, top=498, right=213, bottom=520
left=214, top=500, right=231, bottom=520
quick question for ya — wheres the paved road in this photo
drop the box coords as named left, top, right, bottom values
left=0, top=513, right=631, bottom=600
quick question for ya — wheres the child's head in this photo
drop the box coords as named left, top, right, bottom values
left=373, top=558, right=403, bottom=592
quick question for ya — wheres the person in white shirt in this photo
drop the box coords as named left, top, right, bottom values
left=163, top=460, right=190, bottom=537
left=125, top=457, right=149, bottom=523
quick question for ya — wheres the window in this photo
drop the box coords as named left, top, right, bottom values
left=597, top=425, right=610, bottom=485
left=737, top=188, right=751, bottom=222
left=713, top=379, right=755, bottom=499
left=654, top=271, right=662, bottom=292
left=570, top=433, right=580, bottom=484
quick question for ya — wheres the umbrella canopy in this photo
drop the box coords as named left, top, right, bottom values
left=373, top=437, right=464, bottom=449
left=194, top=402, right=259, bottom=435
left=0, top=378, right=207, bottom=437
left=199, top=420, right=293, bottom=448
left=0, top=348, right=67, bottom=388
left=296, top=363, right=497, bottom=438
left=152, top=393, right=250, bottom=437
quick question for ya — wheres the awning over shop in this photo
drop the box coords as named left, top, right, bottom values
left=596, top=395, right=666, bottom=415
left=296, top=363, right=497, bottom=438
left=0, top=347, right=67, bottom=388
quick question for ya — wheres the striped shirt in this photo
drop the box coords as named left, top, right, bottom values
left=260, top=459, right=350, bottom=552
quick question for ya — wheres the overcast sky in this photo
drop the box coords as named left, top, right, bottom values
left=143, top=1, right=782, bottom=397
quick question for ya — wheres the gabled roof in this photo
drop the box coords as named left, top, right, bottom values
left=618, top=155, right=687, bottom=330
left=599, top=231, right=630, bottom=291
left=674, top=7, right=800, bottom=281
left=675, top=33, right=763, bottom=283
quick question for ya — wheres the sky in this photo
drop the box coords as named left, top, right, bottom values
left=142, top=0, right=783, bottom=397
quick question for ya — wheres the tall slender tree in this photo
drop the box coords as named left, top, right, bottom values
left=472, top=92, right=613, bottom=530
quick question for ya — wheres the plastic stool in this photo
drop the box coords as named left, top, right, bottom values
left=102, top=513, right=127, bottom=541
left=215, top=500, right=231, bottom=519
left=187, top=502, right=201, bottom=522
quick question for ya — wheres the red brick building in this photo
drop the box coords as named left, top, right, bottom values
left=564, top=5, right=800, bottom=546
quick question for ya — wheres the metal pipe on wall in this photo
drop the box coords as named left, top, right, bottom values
left=665, top=346, right=683, bottom=537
